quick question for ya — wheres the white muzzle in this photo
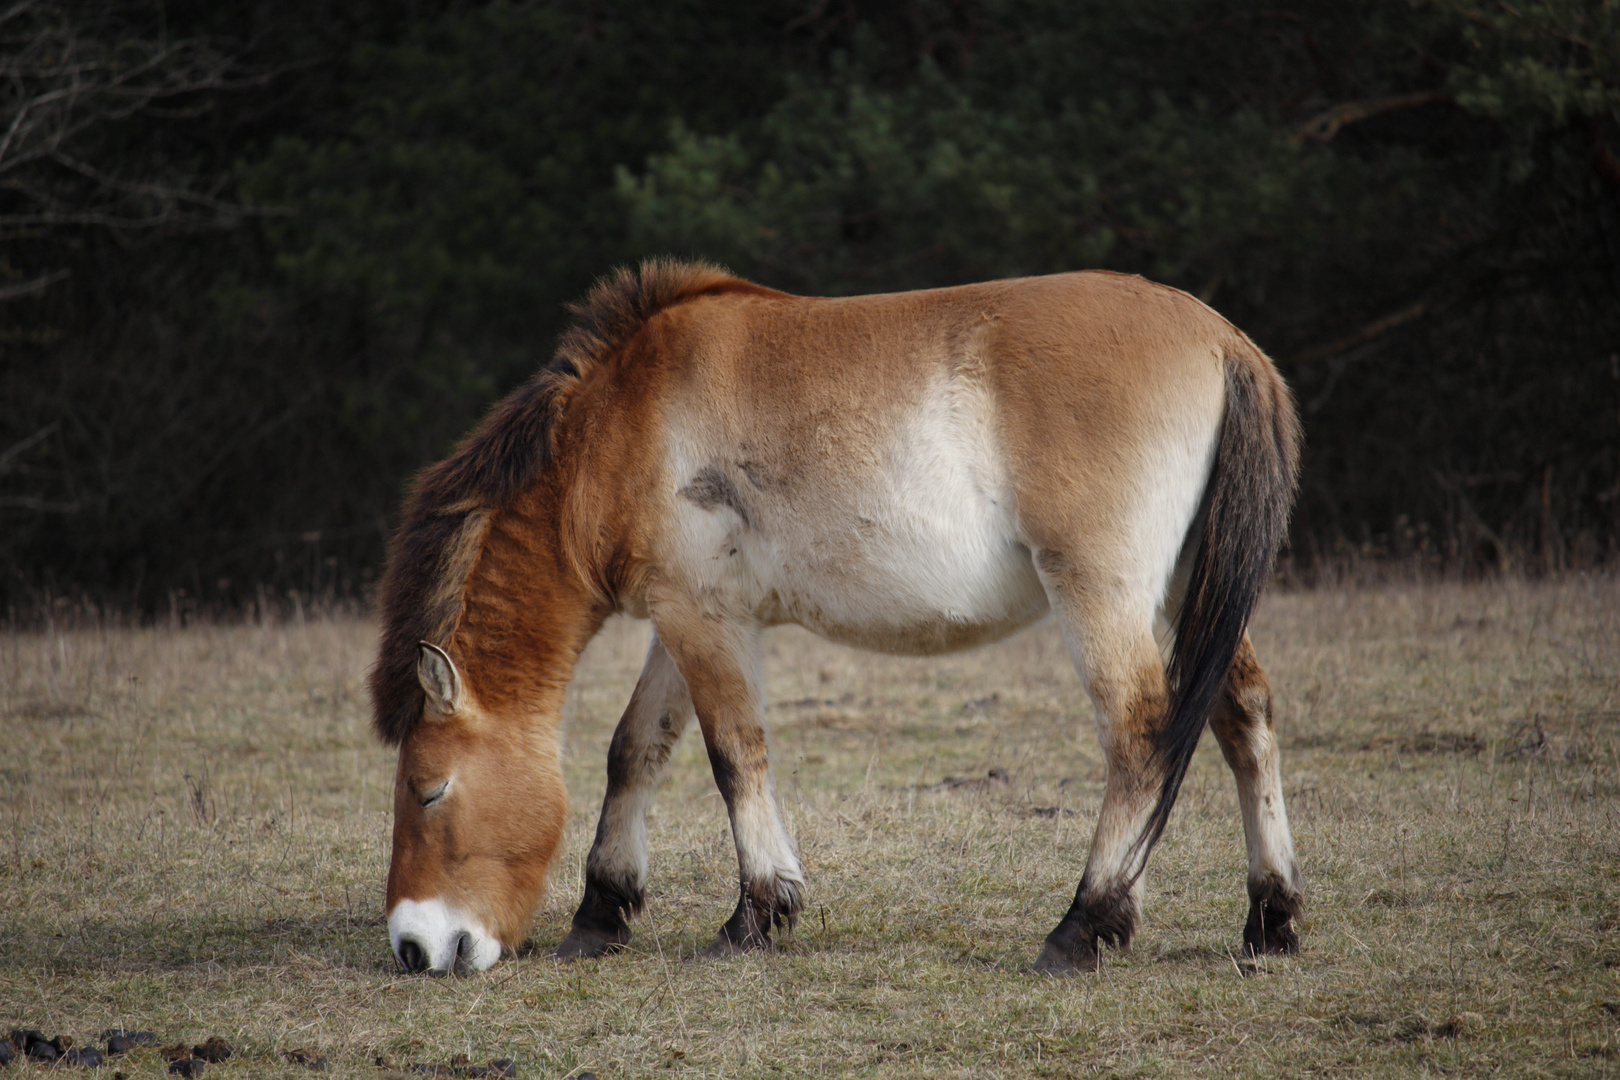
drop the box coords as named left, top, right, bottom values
left=388, top=898, right=503, bottom=973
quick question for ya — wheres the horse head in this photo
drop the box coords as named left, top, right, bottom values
left=385, top=642, right=567, bottom=973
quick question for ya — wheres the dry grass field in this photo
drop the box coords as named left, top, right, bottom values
left=2, top=577, right=1618, bottom=1078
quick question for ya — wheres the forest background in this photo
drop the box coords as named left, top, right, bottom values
left=3, top=0, right=1617, bottom=613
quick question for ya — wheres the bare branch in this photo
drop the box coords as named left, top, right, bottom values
left=0, top=420, right=59, bottom=471
left=1294, top=93, right=1455, bottom=143
left=0, top=0, right=46, bottom=30
left=0, top=266, right=68, bottom=300
left=47, top=152, right=249, bottom=213
left=1283, top=300, right=1429, bottom=368
left=0, top=495, right=83, bottom=513
left=0, top=210, right=231, bottom=227
left=0, top=1, right=255, bottom=235
left=0, top=420, right=59, bottom=472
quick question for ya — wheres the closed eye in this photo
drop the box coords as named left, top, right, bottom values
left=418, top=780, right=449, bottom=809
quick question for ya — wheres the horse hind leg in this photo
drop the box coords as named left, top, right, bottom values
left=556, top=633, right=694, bottom=960
left=1210, top=632, right=1303, bottom=955
left=1033, top=572, right=1174, bottom=974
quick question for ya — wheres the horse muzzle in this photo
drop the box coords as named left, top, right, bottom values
left=388, top=898, right=503, bottom=974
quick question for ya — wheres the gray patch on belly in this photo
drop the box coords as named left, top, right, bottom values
left=679, top=466, right=752, bottom=528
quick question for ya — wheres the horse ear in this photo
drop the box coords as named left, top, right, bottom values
left=416, top=642, right=463, bottom=716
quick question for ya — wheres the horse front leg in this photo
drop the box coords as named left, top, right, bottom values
left=657, top=610, right=804, bottom=955
left=556, top=633, right=694, bottom=959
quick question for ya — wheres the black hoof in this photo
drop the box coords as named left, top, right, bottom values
left=560, top=875, right=639, bottom=961
left=1031, top=936, right=1100, bottom=975
left=1242, top=913, right=1300, bottom=955
left=697, top=931, right=771, bottom=959
left=1242, top=879, right=1303, bottom=955
left=554, top=926, right=630, bottom=961
left=699, top=892, right=780, bottom=958
left=1034, top=875, right=1135, bottom=975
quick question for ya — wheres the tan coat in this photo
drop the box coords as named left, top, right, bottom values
left=369, top=261, right=1302, bottom=974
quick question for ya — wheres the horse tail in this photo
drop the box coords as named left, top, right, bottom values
left=1135, top=343, right=1302, bottom=867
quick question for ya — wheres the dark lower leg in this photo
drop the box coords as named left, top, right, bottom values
left=1034, top=721, right=1159, bottom=973
left=555, top=638, right=692, bottom=961
left=701, top=875, right=805, bottom=956
left=556, top=871, right=641, bottom=959
left=1033, top=650, right=1167, bottom=975
left=1033, top=873, right=1139, bottom=974
left=1211, top=635, right=1303, bottom=956
left=699, top=767, right=805, bottom=956
left=661, top=617, right=804, bottom=959
left=1243, top=872, right=1302, bottom=955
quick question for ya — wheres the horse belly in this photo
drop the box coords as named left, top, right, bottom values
left=772, top=523, right=1049, bottom=655
left=754, top=400, right=1049, bottom=655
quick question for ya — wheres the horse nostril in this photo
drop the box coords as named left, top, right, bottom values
left=398, top=937, right=429, bottom=973
left=452, top=931, right=472, bottom=973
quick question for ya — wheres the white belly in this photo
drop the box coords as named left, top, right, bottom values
left=764, top=515, right=1050, bottom=655
left=663, top=374, right=1051, bottom=655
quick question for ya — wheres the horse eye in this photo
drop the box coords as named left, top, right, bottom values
left=418, top=780, right=449, bottom=809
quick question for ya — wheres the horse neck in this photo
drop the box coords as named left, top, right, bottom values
left=451, top=485, right=607, bottom=729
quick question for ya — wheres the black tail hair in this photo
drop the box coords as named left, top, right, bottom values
left=1130, top=351, right=1302, bottom=870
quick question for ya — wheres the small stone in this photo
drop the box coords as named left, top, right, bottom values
left=65, top=1048, right=105, bottom=1067
left=168, top=1059, right=205, bottom=1077
left=192, top=1038, right=232, bottom=1064
left=0, top=1040, right=14, bottom=1066
left=26, top=1041, right=58, bottom=1063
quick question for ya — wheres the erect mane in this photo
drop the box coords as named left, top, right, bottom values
left=368, top=258, right=771, bottom=744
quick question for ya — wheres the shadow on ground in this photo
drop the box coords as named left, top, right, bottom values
left=0, top=910, right=394, bottom=974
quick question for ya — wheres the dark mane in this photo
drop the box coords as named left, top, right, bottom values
left=368, top=258, right=766, bottom=744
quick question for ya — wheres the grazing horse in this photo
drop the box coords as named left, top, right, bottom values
left=369, top=260, right=1303, bottom=975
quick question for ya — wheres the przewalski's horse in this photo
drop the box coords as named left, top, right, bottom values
left=369, top=260, right=1303, bottom=975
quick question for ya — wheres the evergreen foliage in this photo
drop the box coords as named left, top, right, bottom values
left=3, top=0, right=1617, bottom=608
